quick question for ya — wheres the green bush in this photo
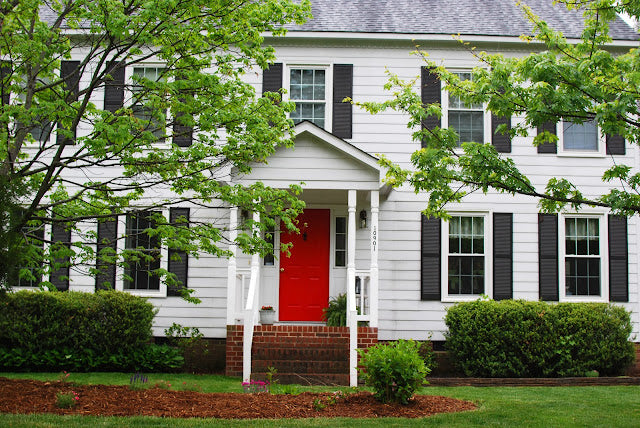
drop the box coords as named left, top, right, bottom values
left=445, top=300, right=635, bottom=377
left=358, top=340, right=430, bottom=404
left=0, top=290, right=183, bottom=371
left=323, top=293, right=347, bottom=327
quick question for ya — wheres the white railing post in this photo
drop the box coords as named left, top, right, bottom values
left=242, top=209, right=261, bottom=383
left=226, top=207, right=238, bottom=325
left=347, top=189, right=358, bottom=387
left=370, top=190, right=379, bottom=328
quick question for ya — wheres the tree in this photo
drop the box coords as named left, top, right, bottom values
left=0, top=0, right=311, bottom=294
left=357, top=0, right=640, bottom=219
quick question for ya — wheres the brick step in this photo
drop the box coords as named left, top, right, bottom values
left=252, top=359, right=348, bottom=374
left=252, top=337, right=350, bottom=347
left=252, top=347, right=348, bottom=361
left=252, top=372, right=350, bottom=386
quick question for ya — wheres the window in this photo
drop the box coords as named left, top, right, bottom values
left=132, top=67, right=166, bottom=140
left=124, top=211, right=160, bottom=290
left=445, top=215, right=488, bottom=297
left=445, top=72, right=485, bottom=146
left=263, top=226, right=275, bottom=266
left=335, top=216, right=346, bottom=267
left=289, top=68, right=326, bottom=128
left=558, top=119, right=604, bottom=155
left=563, top=217, right=602, bottom=297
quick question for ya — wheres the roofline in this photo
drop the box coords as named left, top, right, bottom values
left=290, top=121, right=382, bottom=172
left=265, top=31, right=638, bottom=47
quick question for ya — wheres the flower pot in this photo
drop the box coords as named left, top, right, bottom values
left=259, top=310, right=276, bottom=325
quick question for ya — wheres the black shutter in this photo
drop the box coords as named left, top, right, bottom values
left=537, top=121, right=557, bottom=154
left=493, top=213, right=513, bottom=300
left=103, top=62, right=125, bottom=113
left=57, top=60, right=80, bottom=144
left=538, top=214, right=559, bottom=301
left=491, top=114, right=511, bottom=153
left=421, top=215, right=441, bottom=300
left=421, top=67, right=441, bottom=148
left=608, top=215, right=628, bottom=302
left=172, top=76, right=193, bottom=147
left=50, top=222, right=71, bottom=291
left=96, top=217, right=118, bottom=290
left=606, top=134, right=625, bottom=156
left=262, top=63, right=283, bottom=96
left=168, top=207, right=189, bottom=296
left=1, top=61, right=10, bottom=105
left=332, top=64, right=353, bottom=139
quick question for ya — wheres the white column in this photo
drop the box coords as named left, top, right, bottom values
left=242, top=208, right=261, bottom=383
left=249, top=209, right=261, bottom=323
left=347, top=189, right=358, bottom=386
left=226, top=206, right=238, bottom=325
left=370, top=190, right=379, bottom=328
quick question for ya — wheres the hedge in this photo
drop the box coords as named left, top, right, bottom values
left=444, top=300, right=635, bottom=377
left=0, top=290, right=183, bottom=371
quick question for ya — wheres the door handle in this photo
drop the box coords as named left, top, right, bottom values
left=280, top=268, right=285, bottom=272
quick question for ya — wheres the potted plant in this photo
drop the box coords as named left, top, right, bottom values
left=259, top=306, right=276, bottom=325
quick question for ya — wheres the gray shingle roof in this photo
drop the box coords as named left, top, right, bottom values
left=288, top=0, right=637, bottom=41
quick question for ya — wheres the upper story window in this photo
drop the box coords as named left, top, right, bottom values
left=445, top=215, right=488, bottom=297
left=289, top=68, right=326, bottom=128
left=132, top=67, right=166, bottom=140
left=443, top=71, right=488, bottom=146
left=560, top=119, right=603, bottom=155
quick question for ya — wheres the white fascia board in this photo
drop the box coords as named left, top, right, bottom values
left=264, top=31, right=638, bottom=49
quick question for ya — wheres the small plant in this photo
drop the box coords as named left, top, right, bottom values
left=265, top=366, right=279, bottom=392
left=55, top=390, right=79, bottom=409
left=323, top=293, right=347, bottom=327
left=358, top=339, right=429, bottom=405
left=241, top=380, right=269, bottom=393
left=312, top=398, right=326, bottom=411
left=274, top=384, right=300, bottom=395
left=129, top=372, right=149, bottom=390
left=261, top=305, right=274, bottom=311
left=58, top=371, right=70, bottom=383
left=164, top=322, right=207, bottom=354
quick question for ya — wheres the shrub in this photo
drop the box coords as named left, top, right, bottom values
left=0, top=290, right=183, bottom=371
left=445, top=300, right=635, bottom=377
left=323, top=293, right=347, bottom=327
left=358, top=339, right=430, bottom=404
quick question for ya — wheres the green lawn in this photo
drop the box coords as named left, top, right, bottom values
left=1, top=373, right=639, bottom=427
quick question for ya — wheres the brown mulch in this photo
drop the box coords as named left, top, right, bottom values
left=0, top=377, right=476, bottom=419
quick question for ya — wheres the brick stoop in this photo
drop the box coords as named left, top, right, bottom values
left=225, top=324, right=378, bottom=385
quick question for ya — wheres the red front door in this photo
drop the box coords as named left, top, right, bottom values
left=279, top=209, right=330, bottom=321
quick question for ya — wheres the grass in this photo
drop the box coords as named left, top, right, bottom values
left=1, top=373, right=639, bottom=427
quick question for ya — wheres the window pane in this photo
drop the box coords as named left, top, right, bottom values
left=290, top=69, right=301, bottom=85
left=301, top=83, right=313, bottom=100
left=335, top=251, right=345, bottom=267
left=302, top=69, right=314, bottom=85
left=563, top=120, right=598, bottom=151
left=449, top=111, right=484, bottom=144
left=336, top=217, right=346, bottom=234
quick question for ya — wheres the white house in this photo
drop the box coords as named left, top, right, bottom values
left=15, top=0, right=640, bottom=384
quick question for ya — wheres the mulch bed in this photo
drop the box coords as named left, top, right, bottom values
left=0, top=377, right=476, bottom=419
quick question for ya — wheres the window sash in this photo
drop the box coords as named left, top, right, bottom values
left=124, top=211, right=160, bottom=291
left=446, top=215, right=486, bottom=296
left=335, top=216, right=346, bottom=267
left=562, top=119, right=598, bottom=151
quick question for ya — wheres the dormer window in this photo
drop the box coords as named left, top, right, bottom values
left=289, top=68, right=326, bottom=128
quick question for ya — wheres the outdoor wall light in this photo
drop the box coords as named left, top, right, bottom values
left=359, top=209, right=367, bottom=229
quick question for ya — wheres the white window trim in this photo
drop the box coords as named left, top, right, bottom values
left=557, top=120, right=606, bottom=158
left=126, top=64, right=171, bottom=149
left=115, top=209, right=168, bottom=298
left=283, top=63, right=332, bottom=131
left=558, top=212, right=609, bottom=302
left=332, top=212, right=348, bottom=268
left=441, top=70, right=491, bottom=149
left=441, top=212, right=493, bottom=302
